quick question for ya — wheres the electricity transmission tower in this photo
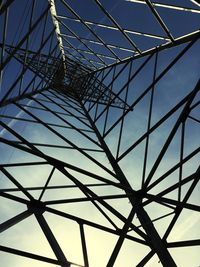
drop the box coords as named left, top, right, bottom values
left=0, top=0, right=200, bottom=266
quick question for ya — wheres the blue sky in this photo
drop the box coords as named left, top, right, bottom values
left=0, top=0, right=200, bottom=266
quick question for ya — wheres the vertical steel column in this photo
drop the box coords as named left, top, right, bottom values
left=35, top=211, right=70, bottom=267
left=79, top=223, right=89, bottom=267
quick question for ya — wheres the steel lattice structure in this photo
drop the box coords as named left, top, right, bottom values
left=0, top=0, right=200, bottom=266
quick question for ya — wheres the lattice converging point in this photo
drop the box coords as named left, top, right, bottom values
left=0, top=1, right=200, bottom=267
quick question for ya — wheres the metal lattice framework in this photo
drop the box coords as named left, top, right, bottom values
left=0, top=0, right=200, bottom=266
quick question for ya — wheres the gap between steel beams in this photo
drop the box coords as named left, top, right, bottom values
left=143, top=79, right=200, bottom=189
left=0, top=86, right=49, bottom=108
left=141, top=51, right=158, bottom=186
left=46, top=90, right=85, bottom=109
left=62, top=47, right=105, bottom=65
left=48, top=165, right=149, bottom=239
left=60, top=33, right=135, bottom=53
left=162, top=165, right=200, bottom=246
left=67, top=55, right=102, bottom=67
left=51, top=164, right=125, bottom=232
left=0, top=136, right=120, bottom=185
left=59, top=0, right=121, bottom=61
left=106, top=208, right=136, bottom=266
left=94, top=0, right=142, bottom=53
left=29, top=95, right=103, bottom=149
left=55, top=16, right=107, bottom=66
left=13, top=102, right=116, bottom=178
left=135, top=211, right=175, bottom=229
left=105, top=35, right=199, bottom=142
left=94, top=53, right=153, bottom=125
left=0, top=167, right=34, bottom=200
left=58, top=15, right=168, bottom=41
left=0, top=133, right=137, bottom=234
left=45, top=207, right=147, bottom=245
left=0, top=5, right=50, bottom=73
left=41, top=91, right=94, bottom=130
left=143, top=170, right=200, bottom=209
left=60, top=33, right=100, bottom=68
left=87, top=60, right=130, bottom=112
left=116, top=88, right=196, bottom=162
left=90, top=30, right=200, bottom=73
left=0, top=117, right=147, bottom=240
left=0, top=28, right=57, bottom=104
left=145, top=0, right=174, bottom=42
left=19, top=0, right=36, bottom=97
left=0, top=114, right=93, bottom=133
left=62, top=45, right=116, bottom=61
left=0, top=43, right=62, bottom=62
left=126, top=0, right=200, bottom=13
left=146, top=147, right=200, bottom=192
